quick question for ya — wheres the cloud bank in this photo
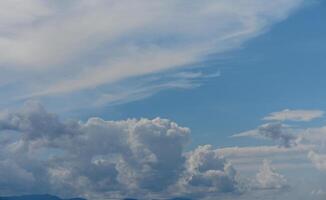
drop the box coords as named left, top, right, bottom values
left=5, top=103, right=321, bottom=199
left=0, top=102, right=244, bottom=199
left=1, top=105, right=326, bottom=199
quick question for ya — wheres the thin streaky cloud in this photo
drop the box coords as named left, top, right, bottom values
left=0, top=0, right=306, bottom=107
left=263, top=109, right=324, bottom=122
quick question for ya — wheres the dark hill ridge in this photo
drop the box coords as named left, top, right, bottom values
left=0, top=194, right=86, bottom=200
left=0, top=194, right=192, bottom=200
left=123, top=198, right=192, bottom=200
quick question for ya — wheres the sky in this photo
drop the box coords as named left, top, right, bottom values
left=0, top=0, right=326, bottom=199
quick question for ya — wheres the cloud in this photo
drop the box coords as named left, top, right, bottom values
left=3, top=103, right=325, bottom=199
left=295, top=126, right=326, bottom=146
left=93, top=70, right=218, bottom=107
left=311, top=188, right=326, bottom=199
left=0, top=159, right=36, bottom=194
left=233, top=123, right=298, bottom=147
left=0, top=101, right=79, bottom=140
left=263, top=109, right=324, bottom=122
left=217, top=145, right=312, bottom=157
left=233, top=107, right=326, bottom=148
left=175, top=145, right=238, bottom=197
left=0, top=0, right=51, bottom=30
left=254, top=160, right=288, bottom=189
left=308, top=151, right=326, bottom=172
left=217, top=145, right=314, bottom=172
left=0, top=0, right=306, bottom=106
left=230, top=110, right=326, bottom=174
left=0, top=102, right=244, bottom=199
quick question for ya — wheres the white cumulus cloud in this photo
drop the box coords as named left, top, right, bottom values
left=0, top=102, right=245, bottom=199
left=308, top=151, right=326, bottom=172
left=255, top=160, right=288, bottom=189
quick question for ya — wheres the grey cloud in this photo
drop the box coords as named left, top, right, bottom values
left=0, top=101, right=79, bottom=141
left=0, top=159, right=36, bottom=194
left=233, top=123, right=298, bottom=148
left=176, top=145, right=238, bottom=196
left=0, top=103, right=243, bottom=199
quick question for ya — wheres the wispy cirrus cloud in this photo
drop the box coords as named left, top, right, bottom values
left=263, top=109, right=324, bottom=122
left=0, top=0, right=306, bottom=107
left=94, top=71, right=220, bottom=106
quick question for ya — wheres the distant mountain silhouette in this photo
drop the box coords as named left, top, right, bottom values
left=0, top=194, right=191, bottom=200
left=168, top=198, right=192, bottom=200
left=0, top=194, right=86, bottom=200
left=123, top=198, right=192, bottom=200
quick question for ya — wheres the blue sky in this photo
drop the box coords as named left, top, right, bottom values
left=0, top=1, right=326, bottom=199
left=62, top=0, right=326, bottom=148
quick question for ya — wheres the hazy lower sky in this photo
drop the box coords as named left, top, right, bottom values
left=0, top=1, right=326, bottom=199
